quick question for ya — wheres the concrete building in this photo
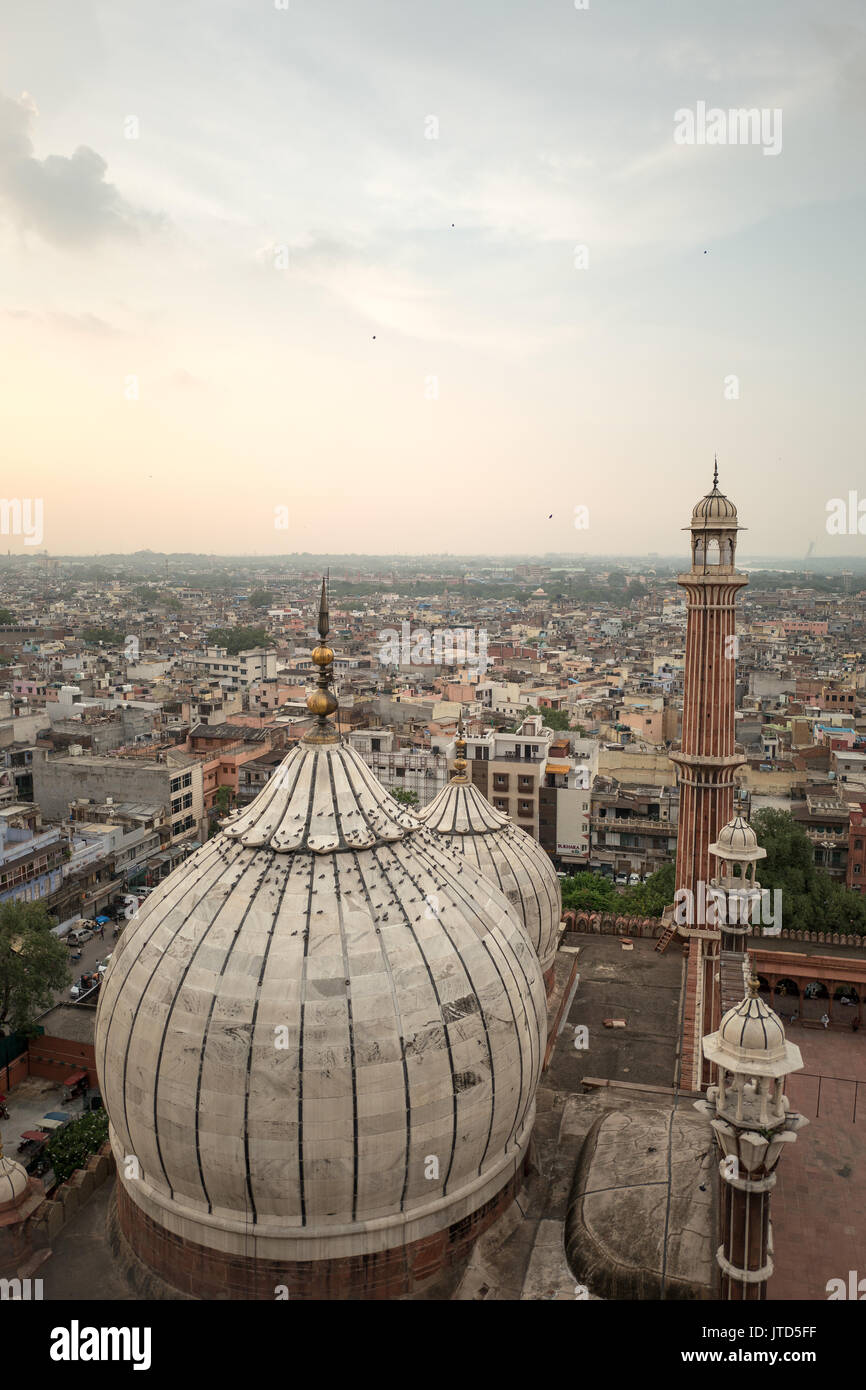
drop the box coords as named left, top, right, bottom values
left=467, top=714, right=552, bottom=838
left=186, top=646, right=277, bottom=688
left=346, top=728, right=451, bottom=807
left=590, top=781, right=679, bottom=879
left=0, top=806, right=65, bottom=905
left=32, top=750, right=204, bottom=844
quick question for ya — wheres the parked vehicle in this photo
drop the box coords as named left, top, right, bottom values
left=628, top=873, right=642, bottom=885
left=67, top=926, right=94, bottom=946
left=615, top=873, right=628, bottom=886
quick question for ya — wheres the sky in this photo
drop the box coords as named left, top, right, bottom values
left=0, top=0, right=864, bottom=558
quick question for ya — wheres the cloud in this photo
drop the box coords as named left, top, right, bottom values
left=0, top=91, right=165, bottom=247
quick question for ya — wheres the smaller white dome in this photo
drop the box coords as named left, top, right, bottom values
left=718, top=993, right=786, bottom=1061
left=703, top=983, right=803, bottom=1080
left=419, top=780, right=561, bottom=973
left=691, top=487, right=738, bottom=527
left=710, top=816, right=765, bottom=863
left=0, top=1154, right=29, bottom=1207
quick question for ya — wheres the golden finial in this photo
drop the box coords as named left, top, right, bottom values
left=748, top=974, right=761, bottom=998
left=713, top=454, right=719, bottom=490
left=305, top=577, right=339, bottom=744
left=451, top=714, right=469, bottom=782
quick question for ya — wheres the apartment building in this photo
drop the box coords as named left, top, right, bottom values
left=0, top=806, right=66, bottom=904
left=187, top=646, right=278, bottom=687
left=347, top=729, right=451, bottom=807
left=467, top=715, right=552, bottom=837
left=589, top=781, right=680, bottom=879
left=32, top=750, right=205, bottom=843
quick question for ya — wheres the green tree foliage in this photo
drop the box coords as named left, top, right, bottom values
left=390, top=787, right=419, bottom=806
left=521, top=706, right=571, bottom=731
left=248, top=590, right=273, bottom=609
left=560, top=863, right=675, bottom=918
left=560, top=872, right=618, bottom=913
left=752, top=808, right=866, bottom=935
left=81, top=626, right=125, bottom=646
left=0, top=607, right=15, bottom=625
left=206, top=626, right=269, bottom=655
left=0, top=901, right=69, bottom=1034
left=46, top=1109, right=109, bottom=1184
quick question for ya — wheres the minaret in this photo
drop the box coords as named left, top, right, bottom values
left=663, top=465, right=748, bottom=1089
left=696, top=977, right=806, bottom=1300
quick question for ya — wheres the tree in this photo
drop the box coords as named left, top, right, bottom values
left=539, top=709, right=572, bottom=731
left=249, top=590, right=273, bottom=609
left=214, top=786, right=233, bottom=815
left=81, top=626, right=124, bottom=646
left=390, top=788, right=419, bottom=807
left=0, top=607, right=15, bottom=625
left=619, top=863, right=675, bottom=916
left=561, top=872, right=618, bottom=913
left=751, top=808, right=866, bottom=936
left=46, top=1109, right=109, bottom=1184
left=206, top=626, right=269, bottom=656
left=0, top=901, right=69, bottom=1034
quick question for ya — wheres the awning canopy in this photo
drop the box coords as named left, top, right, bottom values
left=546, top=762, right=571, bottom=775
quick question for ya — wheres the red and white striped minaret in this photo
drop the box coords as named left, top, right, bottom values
left=667, top=463, right=748, bottom=1089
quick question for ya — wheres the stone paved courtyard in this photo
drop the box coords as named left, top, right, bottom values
left=768, top=1025, right=866, bottom=1301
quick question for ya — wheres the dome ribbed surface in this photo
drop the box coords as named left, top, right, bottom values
left=691, top=487, right=738, bottom=526
left=716, top=815, right=758, bottom=852
left=95, top=740, right=545, bottom=1258
left=224, top=741, right=418, bottom=852
left=718, top=994, right=786, bottom=1061
left=419, top=780, right=561, bottom=973
left=0, top=1154, right=29, bottom=1207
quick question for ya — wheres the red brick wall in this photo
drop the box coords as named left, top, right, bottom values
left=117, top=1157, right=528, bottom=1300
left=27, top=1036, right=97, bottom=1088
left=1, top=1051, right=29, bottom=1092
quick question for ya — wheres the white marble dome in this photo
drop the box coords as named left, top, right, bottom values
left=715, top=816, right=758, bottom=853
left=95, top=737, right=546, bottom=1265
left=703, top=990, right=792, bottom=1078
left=0, top=1152, right=29, bottom=1208
left=419, top=778, right=561, bottom=974
left=691, top=486, right=738, bottom=527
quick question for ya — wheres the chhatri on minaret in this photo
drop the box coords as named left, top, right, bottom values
left=661, top=464, right=749, bottom=1089
left=95, top=579, right=546, bottom=1300
left=420, top=718, right=562, bottom=991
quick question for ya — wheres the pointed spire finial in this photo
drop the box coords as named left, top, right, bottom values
left=317, top=576, right=329, bottom=641
left=713, top=454, right=719, bottom=490
left=305, top=576, right=339, bottom=743
left=452, top=713, right=469, bottom=782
